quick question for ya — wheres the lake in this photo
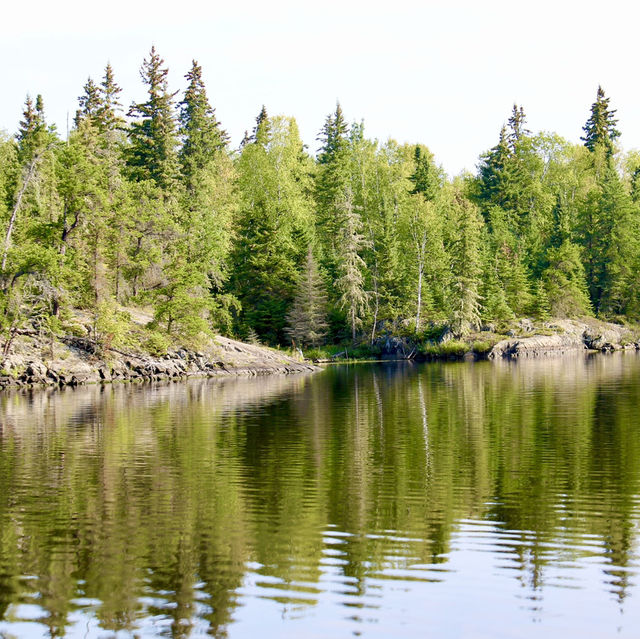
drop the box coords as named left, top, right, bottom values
left=0, top=354, right=639, bottom=638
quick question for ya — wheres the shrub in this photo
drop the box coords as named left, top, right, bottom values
left=143, top=331, right=170, bottom=357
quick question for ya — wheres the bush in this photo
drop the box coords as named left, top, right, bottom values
left=143, top=331, right=170, bottom=357
left=471, top=340, right=492, bottom=354
left=94, top=302, right=132, bottom=354
left=419, top=339, right=469, bottom=359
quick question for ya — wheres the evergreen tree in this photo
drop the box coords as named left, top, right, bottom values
left=315, top=103, right=351, bottom=291
left=231, top=115, right=313, bottom=343
left=531, top=280, right=551, bottom=320
left=75, top=78, right=101, bottom=127
left=581, top=86, right=620, bottom=155
left=317, top=102, right=349, bottom=165
left=285, top=247, right=328, bottom=348
left=475, top=125, right=511, bottom=213
left=409, top=144, right=439, bottom=199
left=506, top=104, right=530, bottom=150
left=248, top=105, right=271, bottom=147
left=16, top=95, right=49, bottom=163
left=448, top=187, right=483, bottom=336
left=480, top=255, right=513, bottom=322
left=335, top=187, right=370, bottom=341
left=97, top=63, right=124, bottom=135
left=127, top=46, right=180, bottom=190
left=153, top=60, right=238, bottom=338
left=543, top=240, right=592, bottom=317
left=179, top=60, right=228, bottom=185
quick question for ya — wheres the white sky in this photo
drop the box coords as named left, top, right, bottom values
left=2, top=0, right=639, bottom=176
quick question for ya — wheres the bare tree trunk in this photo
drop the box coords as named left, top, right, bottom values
left=415, top=236, right=426, bottom=332
left=370, top=285, right=379, bottom=345
left=416, top=265, right=423, bottom=332
left=1, top=157, right=39, bottom=271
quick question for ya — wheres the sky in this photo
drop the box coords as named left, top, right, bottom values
left=2, top=0, right=640, bottom=176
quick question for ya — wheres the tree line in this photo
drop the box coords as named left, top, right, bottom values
left=1, top=47, right=639, bottom=351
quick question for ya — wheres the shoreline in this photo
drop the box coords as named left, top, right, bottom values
left=0, top=334, right=317, bottom=392
left=2, top=318, right=638, bottom=392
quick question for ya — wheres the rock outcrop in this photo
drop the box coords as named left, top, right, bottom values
left=0, top=334, right=316, bottom=391
left=488, top=319, right=638, bottom=359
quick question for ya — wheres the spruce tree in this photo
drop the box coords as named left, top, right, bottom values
left=16, top=95, right=48, bottom=163
left=409, top=145, right=439, bottom=199
left=127, top=46, right=180, bottom=190
left=315, top=103, right=351, bottom=285
left=506, top=104, right=530, bottom=150
left=97, top=63, right=124, bottom=135
left=581, top=86, right=620, bottom=155
left=179, top=60, right=228, bottom=185
left=285, top=247, right=328, bottom=348
left=543, top=240, right=592, bottom=317
left=335, top=187, right=370, bottom=341
left=231, top=115, right=313, bottom=343
left=448, top=188, right=483, bottom=336
left=75, top=78, right=101, bottom=127
left=531, top=280, right=551, bottom=320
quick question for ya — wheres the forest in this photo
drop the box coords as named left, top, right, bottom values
left=1, top=46, right=639, bottom=355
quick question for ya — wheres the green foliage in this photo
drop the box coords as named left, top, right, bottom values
left=93, top=301, right=131, bottom=353
left=471, top=340, right=494, bottom=354
left=419, top=339, right=469, bottom=358
left=126, top=47, right=180, bottom=190
left=286, top=247, right=328, bottom=348
left=142, top=330, right=170, bottom=356
left=582, top=86, right=620, bottom=155
left=2, top=55, right=640, bottom=356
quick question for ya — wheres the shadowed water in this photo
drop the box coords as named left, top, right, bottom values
left=0, top=354, right=639, bottom=638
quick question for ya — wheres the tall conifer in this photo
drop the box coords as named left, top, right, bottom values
left=127, top=46, right=179, bottom=190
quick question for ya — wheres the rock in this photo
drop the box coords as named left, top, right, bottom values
left=26, top=361, right=47, bottom=378
left=439, top=328, right=454, bottom=343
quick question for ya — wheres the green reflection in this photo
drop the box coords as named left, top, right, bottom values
left=0, top=355, right=639, bottom=636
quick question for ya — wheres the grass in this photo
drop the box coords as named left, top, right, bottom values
left=419, top=339, right=469, bottom=359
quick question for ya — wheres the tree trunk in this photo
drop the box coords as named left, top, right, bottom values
left=2, top=157, right=39, bottom=271
left=416, top=266, right=423, bottom=332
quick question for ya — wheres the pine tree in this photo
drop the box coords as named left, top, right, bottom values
left=581, top=86, right=620, bottom=155
left=126, top=46, right=180, bottom=190
left=285, top=247, right=328, bottom=348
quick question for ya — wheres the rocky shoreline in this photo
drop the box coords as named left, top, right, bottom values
left=0, top=334, right=316, bottom=391
left=2, top=318, right=638, bottom=391
left=487, top=319, right=639, bottom=359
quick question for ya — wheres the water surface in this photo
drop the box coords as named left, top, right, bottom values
left=0, top=354, right=639, bottom=637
